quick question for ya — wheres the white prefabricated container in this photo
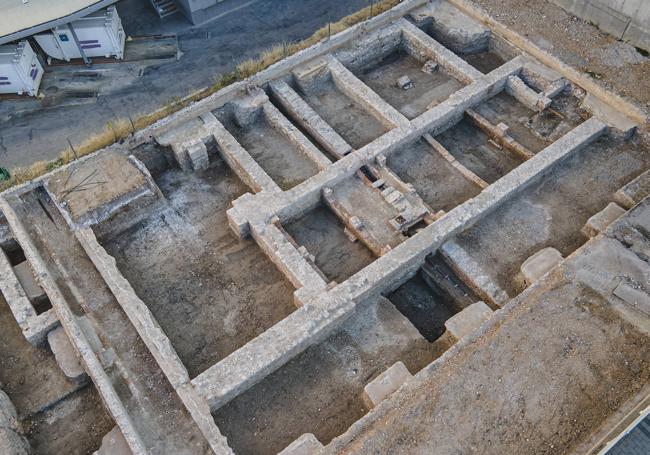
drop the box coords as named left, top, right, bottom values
left=0, top=41, right=44, bottom=96
left=34, top=6, right=126, bottom=61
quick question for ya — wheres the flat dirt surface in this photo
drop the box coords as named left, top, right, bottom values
left=456, top=133, right=650, bottom=296
left=213, top=297, right=447, bottom=455
left=355, top=49, right=465, bottom=119
left=470, top=0, right=650, bottom=111
left=326, top=234, right=650, bottom=455
left=285, top=205, right=376, bottom=283
left=387, top=137, right=481, bottom=211
left=222, top=113, right=319, bottom=190
left=24, top=385, right=114, bottom=455
left=0, top=296, right=82, bottom=418
left=300, top=77, right=388, bottom=149
left=436, top=117, right=524, bottom=183
left=13, top=188, right=211, bottom=454
left=102, top=160, right=296, bottom=378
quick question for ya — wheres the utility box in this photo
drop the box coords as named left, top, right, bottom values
left=0, top=40, right=44, bottom=96
left=34, top=6, right=125, bottom=61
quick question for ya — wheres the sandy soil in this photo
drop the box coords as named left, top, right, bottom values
left=326, top=235, right=650, bottom=455
left=471, top=0, right=650, bottom=111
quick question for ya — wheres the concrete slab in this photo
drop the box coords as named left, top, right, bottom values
left=615, top=170, right=650, bottom=209
left=362, top=361, right=413, bottom=409
left=581, top=202, right=627, bottom=238
left=520, top=247, right=563, bottom=285
left=444, top=301, right=493, bottom=341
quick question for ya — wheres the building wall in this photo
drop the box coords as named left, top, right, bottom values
left=550, top=0, right=650, bottom=52
left=174, top=0, right=227, bottom=24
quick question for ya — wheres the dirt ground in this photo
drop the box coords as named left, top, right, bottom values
left=24, top=385, right=114, bottom=455
left=355, top=49, right=465, bottom=119
left=219, top=112, right=319, bottom=190
left=12, top=188, right=210, bottom=454
left=331, top=176, right=406, bottom=250
left=299, top=76, right=388, bottom=149
left=0, top=295, right=113, bottom=453
left=285, top=205, right=376, bottom=283
left=471, top=0, right=650, bottom=111
left=101, top=160, right=296, bottom=378
left=456, top=133, right=650, bottom=296
left=386, top=254, right=478, bottom=341
left=436, top=117, right=524, bottom=183
left=213, top=297, right=448, bottom=455
left=387, top=136, right=482, bottom=211
left=45, top=151, right=148, bottom=223
left=461, top=50, right=506, bottom=74
left=326, top=234, right=650, bottom=455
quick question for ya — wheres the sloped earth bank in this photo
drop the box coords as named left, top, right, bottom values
left=470, top=0, right=650, bottom=110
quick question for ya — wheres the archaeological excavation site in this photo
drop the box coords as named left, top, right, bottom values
left=1, top=0, right=649, bottom=454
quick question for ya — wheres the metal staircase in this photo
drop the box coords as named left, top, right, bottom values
left=150, top=0, right=179, bottom=18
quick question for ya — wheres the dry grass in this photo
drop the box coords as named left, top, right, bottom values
left=0, top=0, right=401, bottom=193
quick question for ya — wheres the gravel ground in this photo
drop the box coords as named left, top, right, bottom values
left=471, top=0, right=650, bottom=112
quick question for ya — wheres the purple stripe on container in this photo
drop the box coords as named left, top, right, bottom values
left=0, top=76, right=8, bottom=80
left=31, top=69, right=38, bottom=80
left=81, top=44, right=101, bottom=49
left=0, top=81, right=11, bottom=85
left=79, top=39, right=99, bottom=44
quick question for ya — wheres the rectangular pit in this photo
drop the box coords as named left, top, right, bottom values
left=212, top=296, right=446, bottom=455
left=451, top=134, right=650, bottom=296
left=284, top=204, right=375, bottom=284
left=385, top=253, right=478, bottom=341
left=435, top=117, right=525, bottom=184
left=474, top=91, right=588, bottom=153
left=386, top=136, right=482, bottom=211
left=216, top=106, right=321, bottom=190
left=352, top=48, right=465, bottom=119
left=98, top=156, right=297, bottom=378
left=295, top=75, right=388, bottom=150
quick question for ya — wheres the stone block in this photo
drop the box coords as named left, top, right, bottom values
left=0, top=390, right=18, bottom=431
left=0, top=428, right=29, bottom=455
left=580, top=93, right=637, bottom=138
left=520, top=247, right=563, bottom=285
left=278, top=433, right=323, bottom=455
left=421, top=60, right=439, bottom=74
left=232, top=90, right=267, bottom=127
left=12, top=261, right=45, bottom=302
left=614, top=170, right=650, bottom=209
left=94, top=426, right=131, bottom=455
left=396, top=75, right=413, bottom=90
left=185, top=140, right=210, bottom=172
left=47, top=327, right=86, bottom=381
left=444, top=301, right=493, bottom=342
left=582, top=202, right=627, bottom=238
left=362, top=361, right=412, bottom=409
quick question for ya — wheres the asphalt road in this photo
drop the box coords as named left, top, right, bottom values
left=0, top=0, right=371, bottom=170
